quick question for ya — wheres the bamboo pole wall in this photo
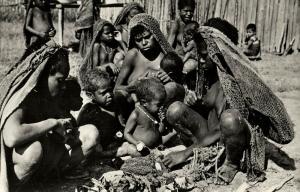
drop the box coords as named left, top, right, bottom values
left=1, top=0, right=299, bottom=53
left=98, top=0, right=299, bottom=53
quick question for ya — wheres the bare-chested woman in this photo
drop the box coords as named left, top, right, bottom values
left=0, top=42, right=99, bottom=191
left=114, top=13, right=184, bottom=125
left=163, top=26, right=294, bottom=184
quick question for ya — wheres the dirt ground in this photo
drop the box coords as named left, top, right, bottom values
left=0, top=21, right=299, bottom=192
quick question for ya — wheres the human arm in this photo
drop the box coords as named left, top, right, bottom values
left=47, top=11, right=56, bottom=37
left=25, top=9, right=47, bottom=38
left=114, top=49, right=136, bottom=92
left=167, top=21, right=179, bottom=48
left=2, top=107, right=60, bottom=148
left=162, top=129, right=221, bottom=168
left=124, top=110, right=139, bottom=146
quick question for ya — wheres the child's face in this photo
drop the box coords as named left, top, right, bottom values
left=134, top=30, right=157, bottom=52
left=126, top=8, right=141, bottom=24
left=144, top=94, right=165, bottom=115
left=93, top=82, right=113, bottom=107
left=246, top=29, right=255, bottom=38
left=180, top=6, right=194, bottom=23
left=100, top=25, right=114, bottom=43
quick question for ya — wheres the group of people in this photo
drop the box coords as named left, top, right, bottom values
left=0, top=0, right=293, bottom=191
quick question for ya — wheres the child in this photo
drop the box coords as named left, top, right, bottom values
left=121, top=78, right=167, bottom=156
left=24, top=0, right=55, bottom=48
left=77, top=69, right=121, bottom=155
left=182, top=21, right=199, bottom=74
left=244, top=23, right=261, bottom=59
left=17, top=0, right=56, bottom=64
left=89, top=19, right=125, bottom=77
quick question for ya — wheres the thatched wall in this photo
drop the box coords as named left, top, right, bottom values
left=1, top=0, right=299, bottom=53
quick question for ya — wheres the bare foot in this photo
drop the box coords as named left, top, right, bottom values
left=216, top=161, right=238, bottom=185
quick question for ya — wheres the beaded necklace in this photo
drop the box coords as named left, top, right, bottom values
left=136, top=105, right=159, bottom=125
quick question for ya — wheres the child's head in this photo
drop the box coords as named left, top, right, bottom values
left=98, top=23, right=116, bottom=44
left=160, top=52, right=183, bottom=83
left=183, top=21, right=199, bottom=43
left=61, top=77, right=82, bottom=111
left=246, top=23, right=257, bottom=37
left=135, top=78, right=166, bottom=114
left=178, top=0, right=195, bottom=23
left=84, top=69, right=113, bottom=107
left=131, top=25, right=157, bottom=52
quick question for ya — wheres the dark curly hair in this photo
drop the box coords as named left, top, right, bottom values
left=82, top=69, right=112, bottom=93
left=178, top=0, right=195, bottom=10
left=204, top=17, right=239, bottom=45
left=135, top=78, right=166, bottom=104
left=246, top=23, right=256, bottom=32
left=160, top=52, right=184, bottom=84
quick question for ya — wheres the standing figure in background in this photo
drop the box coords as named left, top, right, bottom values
left=19, top=0, right=55, bottom=63
left=75, top=0, right=99, bottom=58
left=114, top=2, right=145, bottom=50
left=243, top=23, right=261, bottom=60
left=168, top=0, right=195, bottom=57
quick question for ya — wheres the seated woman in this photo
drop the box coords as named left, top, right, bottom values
left=114, top=2, right=144, bottom=49
left=81, top=19, right=125, bottom=78
left=114, top=13, right=184, bottom=125
left=168, top=0, right=196, bottom=57
left=163, top=26, right=294, bottom=184
left=0, top=42, right=99, bottom=191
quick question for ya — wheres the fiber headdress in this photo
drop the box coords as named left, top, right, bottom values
left=114, top=2, right=144, bottom=26
left=193, top=26, right=293, bottom=179
left=0, top=41, right=66, bottom=192
left=128, top=13, right=174, bottom=54
left=79, top=19, right=115, bottom=90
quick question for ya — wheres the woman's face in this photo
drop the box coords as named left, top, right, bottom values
left=134, top=30, right=157, bottom=52
left=179, top=6, right=194, bottom=23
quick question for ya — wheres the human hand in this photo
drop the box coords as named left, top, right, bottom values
left=157, top=70, right=172, bottom=84
left=39, top=32, right=48, bottom=38
left=114, top=31, right=123, bottom=42
left=162, top=150, right=189, bottom=168
left=184, top=90, right=198, bottom=106
left=107, top=63, right=120, bottom=75
left=48, top=28, right=56, bottom=37
left=55, top=118, right=73, bottom=136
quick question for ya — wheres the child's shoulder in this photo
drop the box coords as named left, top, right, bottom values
left=81, top=102, right=102, bottom=113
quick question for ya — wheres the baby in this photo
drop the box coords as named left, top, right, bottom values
left=182, top=21, right=199, bottom=74
left=120, top=78, right=167, bottom=156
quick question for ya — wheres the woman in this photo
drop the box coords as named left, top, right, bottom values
left=0, top=41, right=99, bottom=191
left=163, top=26, right=294, bottom=183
